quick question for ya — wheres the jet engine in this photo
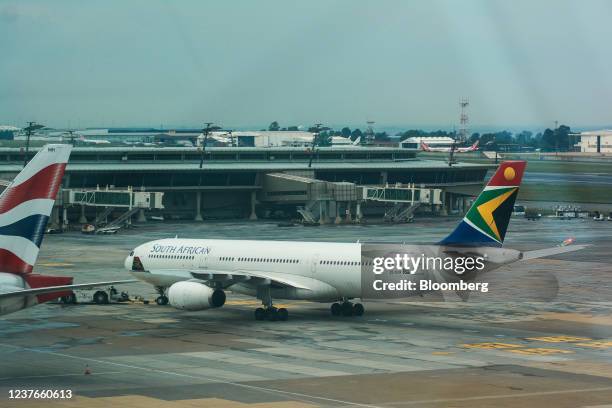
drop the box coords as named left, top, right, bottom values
left=167, top=281, right=226, bottom=311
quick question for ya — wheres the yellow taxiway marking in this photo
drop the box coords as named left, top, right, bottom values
left=526, top=335, right=592, bottom=343
left=225, top=300, right=261, bottom=306
left=225, top=300, right=301, bottom=308
left=506, top=348, right=574, bottom=355
left=37, top=262, right=74, bottom=267
left=461, top=342, right=521, bottom=350
left=431, top=351, right=454, bottom=355
left=575, top=340, right=612, bottom=349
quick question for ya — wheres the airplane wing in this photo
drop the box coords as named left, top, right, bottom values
left=0, top=279, right=138, bottom=300
left=520, top=244, right=588, bottom=261
left=189, top=269, right=313, bottom=290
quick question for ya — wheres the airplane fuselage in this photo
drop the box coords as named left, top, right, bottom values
left=126, top=238, right=522, bottom=302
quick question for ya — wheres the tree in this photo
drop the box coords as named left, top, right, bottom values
left=341, top=127, right=351, bottom=138
left=494, top=131, right=513, bottom=145
left=287, top=126, right=298, bottom=131
left=541, top=128, right=555, bottom=150
left=516, top=130, right=532, bottom=145
left=350, top=128, right=362, bottom=141
left=315, top=131, right=331, bottom=146
left=374, top=131, right=389, bottom=141
left=555, top=125, right=571, bottom=150
left=268, top=121, right=280, bottom=131
left=480, top=133, right=496, bottom=147
left=469, top=132, right=480, bottom=143
left=400, top=129, right=426, bottom=139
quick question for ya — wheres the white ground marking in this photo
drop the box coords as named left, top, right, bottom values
left=0, top=342, right=383, bottom=408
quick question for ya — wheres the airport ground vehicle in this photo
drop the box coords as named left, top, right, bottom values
left=61, top=285, right=130, bottom=304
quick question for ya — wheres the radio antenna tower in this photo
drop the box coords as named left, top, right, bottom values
left=459, top=98, right=469, bottom=143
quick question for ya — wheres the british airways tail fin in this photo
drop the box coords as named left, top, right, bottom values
left=440, top=160, right=526, bottom=247
left=0, top=144, right=71, bottom=274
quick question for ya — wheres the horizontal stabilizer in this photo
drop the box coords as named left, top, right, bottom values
left=0, top=279, right=138, bottom=300
left=520, top=244, right=588, bottom=261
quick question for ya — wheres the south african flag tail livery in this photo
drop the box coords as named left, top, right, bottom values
left=441, top=161, right=527, bottom=247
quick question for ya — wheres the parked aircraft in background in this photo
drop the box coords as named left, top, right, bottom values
left=0, top=145, right=134, bottom=316
left=420, top=140, right=479, bottom=152
left=125, top=160, right=584, bottom=321
left=78, top=135, right=111, bottom=145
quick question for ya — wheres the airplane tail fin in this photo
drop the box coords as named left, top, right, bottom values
left=471, top=140, right=479, bottom=150
left=0, top=144, right=72, bottom=274
left=420, top=141, right=431, bottom=151
left=440, top=161, right=526, bottom=247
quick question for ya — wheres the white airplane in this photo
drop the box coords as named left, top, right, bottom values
left=125, top=161, right=584, bottom=321
left=0, top=144, right=134, bottom=316
left=421, top=140, right=479, bottom=153
left=78, top=135, right=111, bottom=145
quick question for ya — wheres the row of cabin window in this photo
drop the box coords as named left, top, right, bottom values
left=219, top=256, right=299, bottom=264
left=151, top=254, right=195, bottom=260
left=320, top=260, right=374, bottom=266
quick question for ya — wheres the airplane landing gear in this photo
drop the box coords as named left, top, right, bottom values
left=155, top=286, right=168, bottom=306
left=255, top=286, right=288, bottom=321
left=331, top=300, right=364, bottom=317
left=254, top=306, right=289, bottom=321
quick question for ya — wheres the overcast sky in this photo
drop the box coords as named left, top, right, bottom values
left=1, top=0, right=612, bottom=130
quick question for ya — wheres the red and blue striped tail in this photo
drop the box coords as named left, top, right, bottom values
left=0, top=144, right=72, bottom=274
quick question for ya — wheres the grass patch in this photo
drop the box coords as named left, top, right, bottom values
left=519, top=183, right=612, bottom=204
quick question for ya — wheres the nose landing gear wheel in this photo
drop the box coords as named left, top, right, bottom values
left=255, top=307, right=265, bottom=321
left=155, top=295, right=169, bottom=306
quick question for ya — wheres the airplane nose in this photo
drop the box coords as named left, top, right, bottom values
left=124, top=250, right=134, bottom=271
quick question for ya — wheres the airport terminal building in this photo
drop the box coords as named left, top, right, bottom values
left=577, top=129, right=612, bottom=153
left=0, top=146, right=490, bottom=225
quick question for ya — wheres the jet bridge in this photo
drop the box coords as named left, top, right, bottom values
left=262, top=173, right=443, bottom=224
left=363, top=184, right=443, bottom=223
left=63, top=187, right=164, bottom=229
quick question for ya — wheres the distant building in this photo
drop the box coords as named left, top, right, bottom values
left=399, top=136, right=455, bottom=149
left=0, top=126, right=20, bottom=140
left=216, top=131, right=314, bottom=147
left=577, top=130, right=612, bottom=153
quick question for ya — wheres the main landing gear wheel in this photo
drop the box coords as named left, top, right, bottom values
left=331, top=302, right=342, bottom=316
left=255, top=307, right=266, bottom=321
left=255, top=287, right=288, bottom=322
left=277, top=308, right=289, bottom=321
left=331, top=301, right=364, bottom=317
left=353, top=303, right=365, bottom=316
left=254, top=306, right=289, bottom=321
left=341, top=301, right=354, bottom=316
left=156, top=295, right=169, bottom=306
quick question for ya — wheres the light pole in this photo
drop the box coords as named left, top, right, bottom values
left=199, top=122, right=214, bottom=169
left=23, top=122, right=44, bottom=168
